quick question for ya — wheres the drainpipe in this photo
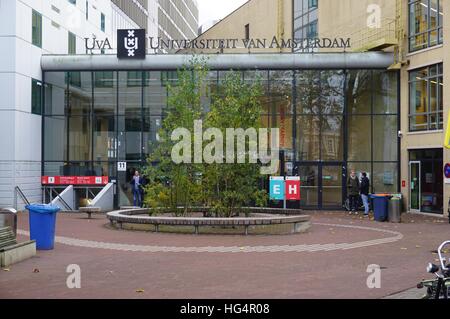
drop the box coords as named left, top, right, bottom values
left=278, top=0, right=285, bottom=53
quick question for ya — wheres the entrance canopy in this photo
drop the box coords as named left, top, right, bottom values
left=41, top=52, right=394, bottom=71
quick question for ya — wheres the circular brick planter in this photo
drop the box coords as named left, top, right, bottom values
left=106, top=207, right=311, bottom=235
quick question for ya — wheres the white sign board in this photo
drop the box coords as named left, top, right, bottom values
left=117, top=162, right=127, bottom=172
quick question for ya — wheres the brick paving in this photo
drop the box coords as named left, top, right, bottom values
left=16, top=222, right=403, bottom=253
left=0, top=211, right=448, bottom=299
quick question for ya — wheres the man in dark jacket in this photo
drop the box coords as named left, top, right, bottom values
left=348, top=170, right=360, bottom=215
left=130, top=170, right=144, bottom=207
left=360, top=172, right=370, bottom=216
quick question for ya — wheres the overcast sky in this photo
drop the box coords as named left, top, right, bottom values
left=197, top=0, right=249, bottom=27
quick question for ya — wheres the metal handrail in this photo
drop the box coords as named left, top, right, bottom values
left=50, top=188, right=72, bottom=211
left=14, top=186, right=30, bottom=209
left=351, top=18, right=398, bottom=52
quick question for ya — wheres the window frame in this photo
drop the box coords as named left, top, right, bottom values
left=68, top=31, right=76, bottom=55
left=100, top=13, right=105, bottom=32
left=31, top=79, right=43, bottom=115
left=32, top=10, right=42, bottom=48
left=408, top=0, right=443, bottom=52
left=408, top=63, right=444, bottom=132
left=293, top=0, right=319, bottom=52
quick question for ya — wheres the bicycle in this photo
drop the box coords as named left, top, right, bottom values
left=343, top=195, right=372, bottom=213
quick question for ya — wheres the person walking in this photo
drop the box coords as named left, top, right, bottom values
left=360, top=172, right=370, bottom=217
left=130, top=170, right=144, bottom=207
left=348, top=170, right=360, bottom=215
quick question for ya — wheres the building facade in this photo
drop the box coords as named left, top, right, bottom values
left=40, top=53, right=397, bottom=209
left=186, top=0, right=448, bottom=216
left=0, top=0, right=198, bottom=209
left=157, top=0, right=199, bottom=53
left=318, top=0, right=448, bottom=215
left=1, top=0, right=447, bottom=215
left=0, top=0, right=118, bottom=208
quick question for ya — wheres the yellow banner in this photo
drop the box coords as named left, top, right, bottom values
left=445, top=113, right=450, bottom=149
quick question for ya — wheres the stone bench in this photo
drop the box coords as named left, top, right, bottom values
left=79, top=207, right=102, bottom=219
left=0, top=227, right=36, bottom=267
left=107, top=208, right=311, bottom=235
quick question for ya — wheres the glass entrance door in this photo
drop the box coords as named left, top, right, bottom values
left=409, top=161, right=421, bottom=211
left=298, top=164, right=344, bottom=209
left=298, top=165, right=319, bottom=208
left=321, top=165, right=344, bottom=209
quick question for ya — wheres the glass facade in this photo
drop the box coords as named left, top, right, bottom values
left=409, top=63, right=444, bottom=131
left=293, top=0, right=319, bottom=52
left=43, top=68, right=399, bottom=209
left=408, top=0, right=444, bottom=52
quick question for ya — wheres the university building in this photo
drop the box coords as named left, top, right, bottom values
left=0, top=0, right=198, bottom=209
left=183, top=0, right=449, bottom=215
left=1, top=0, right=448, bottom=216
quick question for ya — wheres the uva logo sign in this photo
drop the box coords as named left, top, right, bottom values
left=117, top=29, right=146, bottom=59
left=85, top=29, right=146, bottom=59
left=269, top=177, right=301, bottom=201
left=84, top=37, right=112, bottom=53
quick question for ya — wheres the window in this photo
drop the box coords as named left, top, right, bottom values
left=127, top=71, right=142, bottom=87
left=86, top=1, right=89, bottom=20
left=67, top=72, right=81, bottom=88
left=44, top=84, right=53, bottom=115
left=68, top=0, right=76, bottom=4
left=409, top=0, right=443, bottom=52
left=309, top=0, right=318, bottom=9
left=409, top=63, right=444, bottom=131
left=95, top=71, right=114, bottom=88
left=307, top=21, right=318, bottom=38
left=293, top=0, right=319, bottom=52
left=101, top=13, right=105, bottom=32
left=32, top=10, right=42, bottom=48
left=68, top=32, right=76, bottom=55
left=31, top=79, right=42, bottom=115
left=161, top=71, right=179, bottom=86
left=245, top=24, right=250, bottom=40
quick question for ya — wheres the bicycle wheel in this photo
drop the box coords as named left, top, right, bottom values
left=344, top=198, right=350, bottom=211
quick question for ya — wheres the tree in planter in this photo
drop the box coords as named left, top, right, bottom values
left=202, top=71, right=268, bottom=217
left=143, top=59, right=207, bottom=216
left=143, top=60, right=268, bottom=217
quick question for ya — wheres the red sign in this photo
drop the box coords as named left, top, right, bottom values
left=42, top=176, right=109, bottom=185
left=285, top=177, right=301, bottom=200
left=402, top=180, right=406, bottom=188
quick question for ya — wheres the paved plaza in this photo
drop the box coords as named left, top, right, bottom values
left=0, top=211, right=448, bottom=299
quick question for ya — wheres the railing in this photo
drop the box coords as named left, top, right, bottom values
left=14, top=186, right=30, bottom=209
left=48, top=188, right=72, bottom=211
left=43, top=188, right=73, bottom=211
left=351, top=18, right=398, bottom=52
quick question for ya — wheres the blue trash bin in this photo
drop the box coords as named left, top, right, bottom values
left=370, top=194, right=392, bottom=222
left=26, top=204, right=60, bottom=250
